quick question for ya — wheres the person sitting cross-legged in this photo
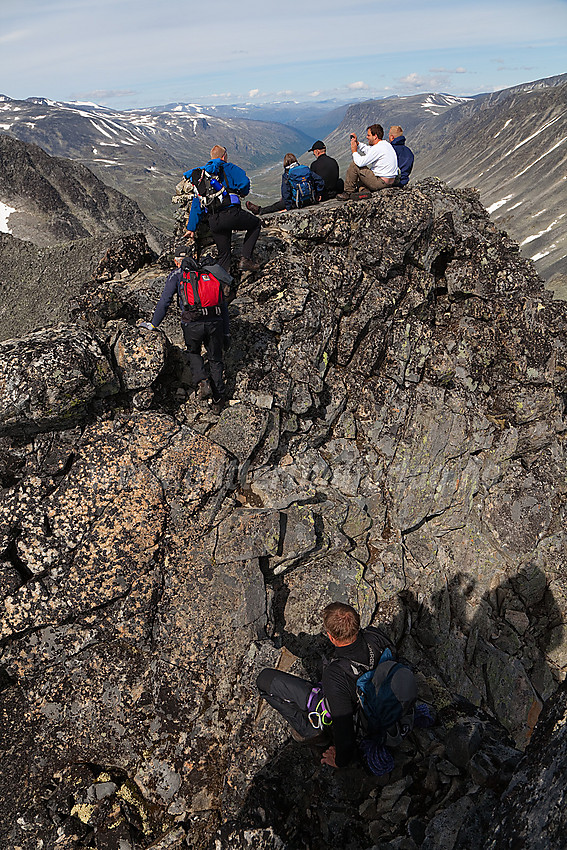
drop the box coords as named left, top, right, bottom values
left=337, top=124, right=398, bottom=200
left=246, top=153, right=325, bottom=215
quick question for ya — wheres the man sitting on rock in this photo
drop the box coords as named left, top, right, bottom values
left=257, top=602, right=394, bottom=769
left=337, top=124, right=398, bottom=200
left=139, top=244, right=231, bottom=411
left=246, top=153, right=325, bottom=215
left=308, top=140, right=344, bottom=200
left=389, top=126, right=414, bottom=187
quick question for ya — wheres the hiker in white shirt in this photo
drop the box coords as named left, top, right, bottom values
left=338, top=124, right=398, bottom=199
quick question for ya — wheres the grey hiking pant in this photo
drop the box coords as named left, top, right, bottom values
left=256, top=668, right=320, bottom=739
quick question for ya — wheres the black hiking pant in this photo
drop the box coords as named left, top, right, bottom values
left=208, top=205, right=261, bottom=271
left=182, top=318, right=225, bottom=399
left=256, top=668, right=320, bottom=739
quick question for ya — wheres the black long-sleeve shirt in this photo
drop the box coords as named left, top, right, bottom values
left=322, top=626, right=394, bottom=767
left=310, top=154, right=340, bottom=199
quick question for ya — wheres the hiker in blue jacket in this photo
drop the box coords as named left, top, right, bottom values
left=388, top=126, right=414, bottom=187
left=185, top=145, right=261, bottom=272
left=246, top=153, right=325, bottom=215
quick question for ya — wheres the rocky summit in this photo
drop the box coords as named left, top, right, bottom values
left=1, top=180, right=566, bottom=850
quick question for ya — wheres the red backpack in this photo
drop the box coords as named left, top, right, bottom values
left=178, top=261, right=223, bottom=321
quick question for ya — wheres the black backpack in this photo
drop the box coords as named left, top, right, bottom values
left=189, top=167, right=228, bottom=212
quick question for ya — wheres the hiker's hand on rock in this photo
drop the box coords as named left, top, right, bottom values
left=186, top=231, right=195, bottom=241
left=321, top=745, right=337, bottom=768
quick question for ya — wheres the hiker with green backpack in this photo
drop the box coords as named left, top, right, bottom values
left=257, top=601, right=434, bottom=774
left=246, top=153, right=325, bottom=216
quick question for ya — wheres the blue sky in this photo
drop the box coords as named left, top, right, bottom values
left=1, top=0, right=566, bottom=108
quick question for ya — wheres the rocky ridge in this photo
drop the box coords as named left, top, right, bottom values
left=0, top=134, right=164, bottom=252
left=1, top=181, right=566, bottom=850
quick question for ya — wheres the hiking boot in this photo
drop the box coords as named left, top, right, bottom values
left=246, top=201, right=261, bottom=215
left=336, top=191, right=358, bottom=201
left=239, top=257, right=260, bottom=272
left=358, top=191, right=372, bottom=199
left=197, top=379, right=212, bottom=401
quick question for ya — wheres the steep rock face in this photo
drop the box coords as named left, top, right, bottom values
left=0, top=231, right=158, bottom=343
left=1, top=181, right=566, bottom=849
left=0, top=133, right=164, bottom=251
left=478, top=678, right=567, bottom=850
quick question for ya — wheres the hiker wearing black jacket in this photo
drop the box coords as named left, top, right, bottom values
left=257, top=602, right=393, bottom=769
left=309, top=141, right=343, bottom=199
left=139, top=244, right=231, bottom=407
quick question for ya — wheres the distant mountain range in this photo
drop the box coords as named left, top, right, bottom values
left=0, top=96, right=313, bottom=231
left=0, top=74, right=565, bottom=282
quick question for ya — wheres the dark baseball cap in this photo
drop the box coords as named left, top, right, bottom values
left=308, top=140, right=326, bottom=151
left=174, top=244, right=190, bottom=258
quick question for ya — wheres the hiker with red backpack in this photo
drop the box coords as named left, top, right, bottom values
left=184, top=145, right=261, bottom=273
left=257, top=602, right=434, bottom=774
left=140, top=244, right=232, bottom=409
left=246, top=153, right=325, bottom=215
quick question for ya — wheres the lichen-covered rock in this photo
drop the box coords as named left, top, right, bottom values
left=0, top=325, right=118, bottom=434
left=1, top=181, right=567, bottom=849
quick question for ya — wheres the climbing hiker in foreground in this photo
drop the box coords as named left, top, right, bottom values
left=337, top=124, right=398, bottom=200
left=185, top=145, right=261, bottom=272
left=246, top=153, right=325, bottom=215
left=139, top=244, right=232, bottom=410
left=257, top=602, right=433, bottom=773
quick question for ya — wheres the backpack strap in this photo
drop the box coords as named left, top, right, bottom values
left=189, top=270, right=202, bottom=310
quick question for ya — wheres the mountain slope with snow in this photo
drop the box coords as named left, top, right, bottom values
left=411, top=78, right=567, bottom=281
left=0, top=96, right=311, bottom=231
left=0, top=133, right=163, bottom=251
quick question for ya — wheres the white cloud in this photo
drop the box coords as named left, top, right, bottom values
left=0, top=29, right=28, bottom=45
left=309, top=90, right=321, bottom=97
left=400, top=73, right=425, bottom=85
left=348, top=81, right=368, bottom=90
left=429, top=66, right=468, bottom=74
left=248, top=88, right=260, bottom=98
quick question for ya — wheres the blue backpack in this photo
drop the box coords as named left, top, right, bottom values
left=355, top=651, right=418, bottom=747
left=286, top=165, right=316, bottom=207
